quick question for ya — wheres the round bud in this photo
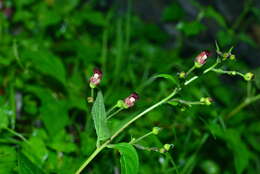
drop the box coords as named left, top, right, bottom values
left=152, top=127, right=161, bottom=135
left=179, top=72, right=186, bottom=79
left=244, top=72, right=254, bottom=81
left=163, top=144, right=172, bottom=151
left=229, top=54, right=236, bottom=60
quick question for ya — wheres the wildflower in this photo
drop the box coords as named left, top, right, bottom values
left=89, top=69, right=102, bottom=88
left=194, top=51, right=211, bottom=68
left=244, top=72, right=254, bottom=81
left=123, top=93, right=139, bottom=108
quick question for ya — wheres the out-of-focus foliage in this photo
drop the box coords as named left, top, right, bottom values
left=0, top=0, right=259, bottom=174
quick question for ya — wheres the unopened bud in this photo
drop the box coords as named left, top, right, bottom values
left=222, top=53, right=229, bottom=60
left=244, top=72, right=254, bottom=81
left=152, top=127, right=161, bottom=135
left=200, top=97, right=213, bottom=106
left=194, top=51, right=211, bottom=68
left=124, top=93, right=139, bottom=108
left=179, top=72, right=186, bottom=79
left=163, top=144, right=172, bottom=151
left=89, top=69, right=102, bottom=88
left=229, top=54, right=236, bottom=60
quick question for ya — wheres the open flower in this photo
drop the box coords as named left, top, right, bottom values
left=194, top=51, right=211, bottom=68
left=124, top=93, right=139, bottom=108
left=89, top=69, right=102, bottom=88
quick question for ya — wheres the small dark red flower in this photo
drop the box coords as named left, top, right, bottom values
left=195, top=51, right=211, bottom=67
left=124, top=93, right=139, bottom=108
left=89, top=68, right=102, bottom=88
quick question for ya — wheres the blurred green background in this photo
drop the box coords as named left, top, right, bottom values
left=0, top=0, right=260, bottom=174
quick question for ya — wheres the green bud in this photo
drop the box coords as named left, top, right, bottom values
left=163, top=144, right=172, bottom=151
left=87, top=97, right=94, bottom=103
left=179, top=72, right=186, bottom=79
left=231, top=71, right=236, bottom=75
left=244, top=72, right=254, bottom=81
left=89, top=83, right=96, bottom=89
left=116, top=100, right=127, bottom=108
left=152, top=127, right=161, bottom=135
left=229, top=54, right=236, bottom=60
left=222, top=53, right=229, bottom=60
left=200, top=97, right=212, bottom=106
left=159, top=148, right=166, bottom=153
left=194, top=61, right=203, bottom=68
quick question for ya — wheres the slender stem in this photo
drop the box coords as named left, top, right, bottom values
left=130, top=131, right=153, bottom=144
left=4, top=127, right=28, bottom=143
left=184, top=76, right=198, bottom=86
left=170, top=99, right=204, bottom=107
left=185, top=65, right=196, bottom=77
left=75, top=141, right=110, bottom=174
left=91, top=88, right=94, bottom=99
left=107, top=104, right=118, bottom=116
left=211, top=68, right=244, bottom=78
left=225, top=94, right=260, bottom=119
left=106, top=108, right=124, bottom=120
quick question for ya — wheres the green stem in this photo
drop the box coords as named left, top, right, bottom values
left=211, top=68, right=244, bottom=78
left=186, top=65, right=196, bottom=77
left=225, top=94, right=260, bottom=119
left=4, top=127, right=28, bottom=143
left=130, top=131, right=153, bottom=144
left=91, top=88, right=94, bottom=99
left=106, top=104, right=118, bottom=116
left=106, top=108, right=124, bottom=120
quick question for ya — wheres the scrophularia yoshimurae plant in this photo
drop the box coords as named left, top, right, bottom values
left=75, top=43, right=255, bottom=174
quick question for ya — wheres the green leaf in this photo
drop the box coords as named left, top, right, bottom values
left=18, top=152, right=45, bottom=174
left=177, top=21, right=205, bottom=36
left=153, top=74, right=179, bottom=86
left=0, top=146, right=16, bottom=174
left=109, top=143, right=139, bottom=174
left=22, top=50, right=66, bottom=84
left=91, top=91, right=110, bottom=142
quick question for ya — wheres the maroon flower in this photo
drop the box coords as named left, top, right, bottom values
left=195, top=51, right=211, bottom=67
left=89, top=68, right=102, bottom=88
left=124, top=93, right=139, bottom=108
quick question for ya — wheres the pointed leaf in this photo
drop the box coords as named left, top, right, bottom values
left=91, top=91, right=110, bottom=141
left=153, top=74, right=179, bottom=86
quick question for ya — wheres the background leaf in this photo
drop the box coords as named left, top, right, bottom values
left=18, top=152, right=45, bottom=174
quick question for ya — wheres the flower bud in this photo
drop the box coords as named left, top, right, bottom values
left=164, top=144, right=174, bottom=151
left=123, top=93, right=139, bottom=108
left=179, top=72, right=186, bottom=79
left=244, top=72, right=254, bottom=81
left=194, top=51, right=211, bottom=68
left=200, top=97, right=213, bottom=106
left=222, top=53, right=230, bottom=60
left=89, top=69, right=102, bottom=88
left=152, top=127, right=161, bottom=135
left=229, top=54, right=236, bottom=60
